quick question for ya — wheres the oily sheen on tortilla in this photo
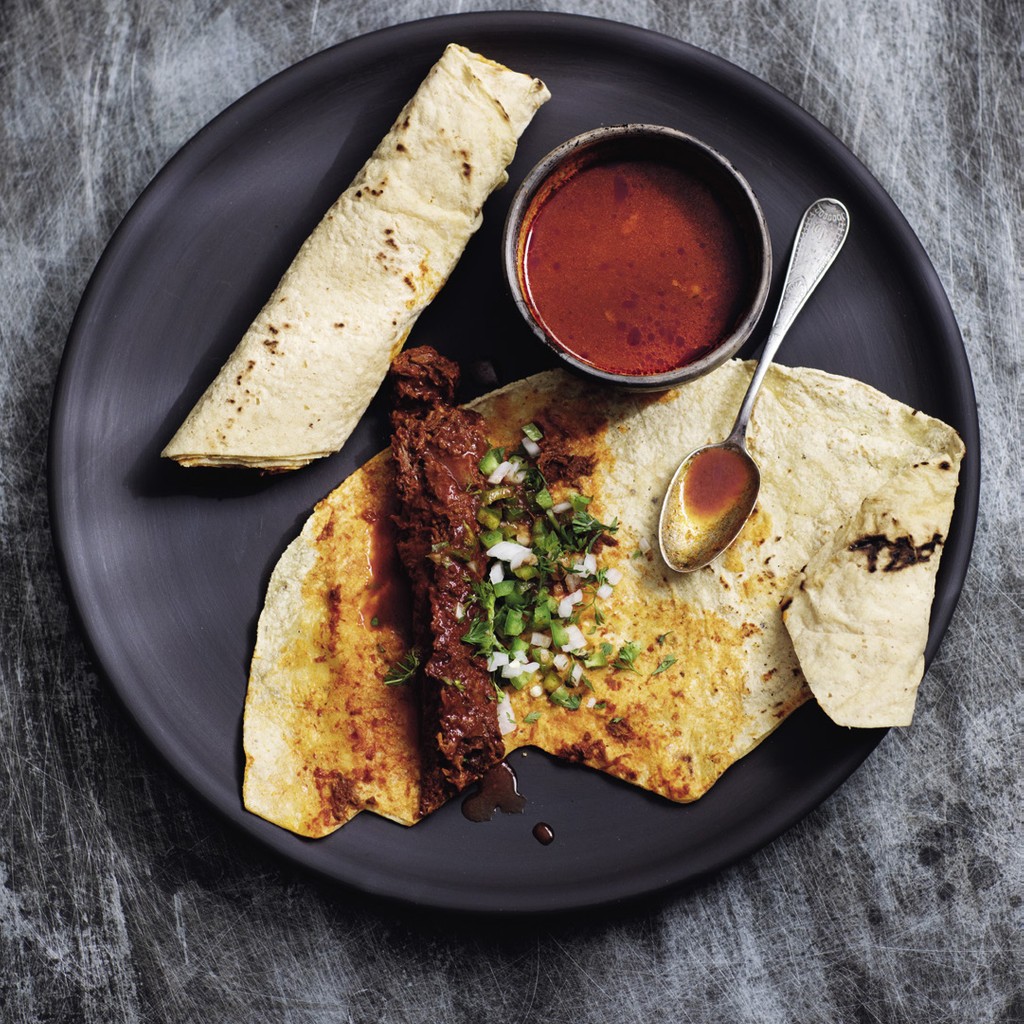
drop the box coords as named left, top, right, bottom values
left=161, top=44, right=549, bottom=470
left=242, top=361, right=964, bottom=837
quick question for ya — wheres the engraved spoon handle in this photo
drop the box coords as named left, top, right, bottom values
left=727, top=198, right=850, bottom=445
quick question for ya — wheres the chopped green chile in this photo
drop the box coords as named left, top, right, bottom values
left=478, top=448, right=503, bottom=475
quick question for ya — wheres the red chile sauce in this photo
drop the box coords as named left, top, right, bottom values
left=683, top=446, right=757, bottom=521
left=520, top=157, right=752, bottom=376
left=359, top=512, right=411, bottom=633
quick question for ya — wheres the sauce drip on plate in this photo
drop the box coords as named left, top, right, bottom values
left=461, top=761, right=526, bottom=822
left=532, top=822, right=555, bottom=845
left=520, top=157, right=752, bottom=376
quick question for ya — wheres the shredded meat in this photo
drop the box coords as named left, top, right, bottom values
left=388, top=346, right=504, bottom=815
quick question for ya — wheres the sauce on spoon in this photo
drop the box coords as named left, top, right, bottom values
left=659, top=198, right=851, bottom=572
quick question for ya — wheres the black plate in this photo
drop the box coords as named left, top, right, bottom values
left=49, top=13, right=979, bottom=913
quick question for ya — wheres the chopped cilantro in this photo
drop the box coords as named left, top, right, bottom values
left=613, top=641, right=641, bottom=672
left=383, top=649, right=421, bottom=686
left=550, top=685, right=581, bottom=710
left=523, top=711, right=542, bottom=724
left=650, top=654, right=678, bottom=677
left=461, top=617, right=494, bottom=651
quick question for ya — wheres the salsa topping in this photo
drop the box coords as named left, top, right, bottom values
left=459, top=418, right=633, bottom=722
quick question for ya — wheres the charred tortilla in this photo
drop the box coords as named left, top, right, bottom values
left=242, top=361, right=964, bottom=837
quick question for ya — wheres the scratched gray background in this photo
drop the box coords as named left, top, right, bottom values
left=2, top=0, right=1021, bottom=1020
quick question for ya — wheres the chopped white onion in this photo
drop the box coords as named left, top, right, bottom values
left=487, top=651, right=510, bottom=671
left=586, top=696, right=597, bottom=708
left=606, top=567, right=623, bottom=585
left=487, top=461, right=513, bottom=484
left=513, top=648, right=529, bottom=664
left=596, top=583, right=613, bottom=600
left=552, top=653, right=570, bottom=672
left=552, top=501, right=572, bottom=514
left=572, top=553, right=597, bottom=577
left=489, top=561, right=505, bottom=584
left=570, top=663, right=583, bottom=684
left=521, top=437, right=541, bottom=458
left=557, top=589, right=584, bottom=619
left=529, top=684, right=543, bottom=698
left=455, top=601, right=465, bottom=621
left=638, top=537, right=652, bottom=554
left=562, top=624, right=587, bottom=652
left=500, top=661, right=524, bottom=679
left=530, top=632, right=552, bottom=649
left=486, top=541, right=535, bottom=570
left=496, top=693, right=517, bottom=735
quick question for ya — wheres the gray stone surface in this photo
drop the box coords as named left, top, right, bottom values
left=1, top=0, right=1021, bottom=1021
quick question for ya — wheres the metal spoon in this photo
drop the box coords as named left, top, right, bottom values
left=658, top=197, right=850, bottom=572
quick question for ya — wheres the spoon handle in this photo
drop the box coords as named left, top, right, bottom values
left=728, top=197, right=850, bottom=444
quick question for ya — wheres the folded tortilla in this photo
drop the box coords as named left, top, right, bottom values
left=782, top=453, right=962, bottom=727
left=162, top=44, right=550, bottom=470
left=242, top=361, right=964, bottom=837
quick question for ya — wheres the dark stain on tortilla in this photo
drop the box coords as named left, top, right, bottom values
left=849, top=532, right=944, bottom=573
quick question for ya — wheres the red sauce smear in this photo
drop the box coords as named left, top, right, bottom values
left=520, top=157, right=752, bottom=376
left=683, top=446, right=756, bottom=521
left=360, top=512, right=412, bottom=633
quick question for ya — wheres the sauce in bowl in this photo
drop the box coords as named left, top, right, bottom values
left=520, top=158, right=752, bottom=376
left=505, top=125, right=771, bottom=389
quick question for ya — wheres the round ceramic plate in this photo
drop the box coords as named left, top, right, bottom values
left=49, top=12, right=979, bottom=913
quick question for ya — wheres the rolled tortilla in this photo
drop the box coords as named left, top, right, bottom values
left=162, top=44, right=550, bottom=470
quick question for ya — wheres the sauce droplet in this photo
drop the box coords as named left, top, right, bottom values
left=532, top=822, right=555, bottom=845
left=461, top=761, right=526, bottom=822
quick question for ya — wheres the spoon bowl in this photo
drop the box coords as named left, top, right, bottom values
left=658, top=198, right=850, bottom=572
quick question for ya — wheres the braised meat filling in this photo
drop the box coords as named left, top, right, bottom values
left=389, top=347, right=504, bottom=814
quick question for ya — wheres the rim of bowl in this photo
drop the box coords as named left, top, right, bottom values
left=502, top=124, right=773, bottom=391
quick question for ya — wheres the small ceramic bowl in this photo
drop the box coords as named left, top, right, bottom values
left=502, top=124, right=773, bottom=391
